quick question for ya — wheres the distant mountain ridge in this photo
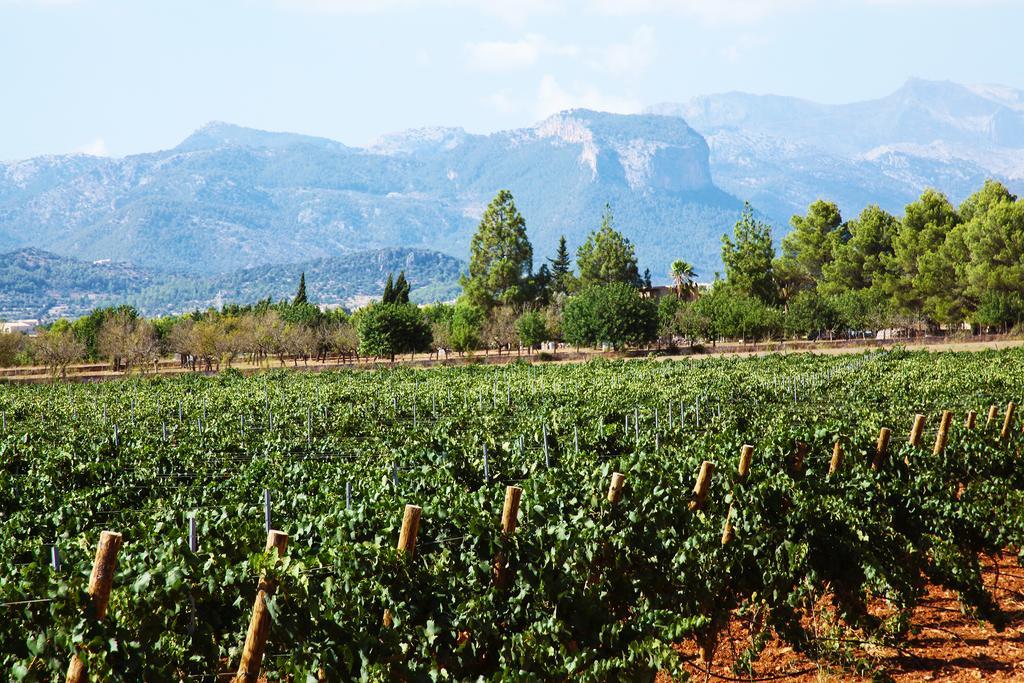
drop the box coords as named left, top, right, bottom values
left=0, top=247, right=464, bottom=321
left=647, top=78, right=1024, bottom=225
left=2, top=79, right=1018, bottom=300
left=0, top=110, right=742, bottom=283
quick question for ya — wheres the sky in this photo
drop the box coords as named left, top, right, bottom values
left=1, top=0, right=1022, bottom=160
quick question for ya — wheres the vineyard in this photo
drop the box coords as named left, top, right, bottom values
left=2, top=349, right=1024, bottom=681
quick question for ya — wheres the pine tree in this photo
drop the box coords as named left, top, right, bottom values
left=460, top=190, right=533, bottom=310
left=576, top=205, right=640, bottom=289
left=381, top=273, right=395, bottom=304
left=293, top=272, right=308, bottom=306
left=394, top=271, right=411, bottom=304
left=547, top=235, right=574, bottom=294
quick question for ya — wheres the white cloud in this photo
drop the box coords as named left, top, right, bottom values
left=279, top=0, right=559, bottom=24
left=75, top=138, right=109, bottom=157
left=586, top=0, right=811, bottom=24
left=534, top=75, right=640, bottom=119
left=597, top=26, right=656, bottom=75
left=486, top=89, right=520, bottom=114
left=466, top=34, right=579, bottom=71
left=719, top=33, right=768, bottom=63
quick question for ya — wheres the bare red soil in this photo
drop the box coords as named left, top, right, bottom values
left=660, top=552, right=1024, bottom=682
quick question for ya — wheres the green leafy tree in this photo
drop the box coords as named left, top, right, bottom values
left=820, top=205, right=899, bottom=298
left=515, top=311, right=548, bottom=351
left=293, top=272, right=308, bottom=306
left=356, top=303, right=432, bottom=362
left=776, top=200, right=844, bottom=297
left=460, top=190, right=533, bottom=310
left=963, top=184, right=1024, bottom=317
left=576, top=205, right=641, bottom=288
left=890, top=189, right=962, bottom=321
left=785, top=289, right=841, bottom=338
left=547, top=235, right=575, bottom=294
left=562, top=282, right=657, bottom=350
left=721, top=204, right=779, bottom=305
left=450, top=302, right=484, bottom=354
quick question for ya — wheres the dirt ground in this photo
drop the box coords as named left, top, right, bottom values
left=3, top=337, right=1023, bottom=384
left=660, top=552, right=1024, bottom=682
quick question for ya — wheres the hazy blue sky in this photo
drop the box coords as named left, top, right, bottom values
left=2, top=0, right=1022, bottom=159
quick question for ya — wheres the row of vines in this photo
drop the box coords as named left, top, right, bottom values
left=2, top=348, right=1024, bottom=681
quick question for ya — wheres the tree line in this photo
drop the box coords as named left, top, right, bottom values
left=3, top=179, right=1024, bottom=376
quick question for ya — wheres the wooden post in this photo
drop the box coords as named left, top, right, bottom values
left=383, top=505, right=422, bottom=627
left=234, top=530, right=289, bottom=683
left=1001, top=402, right=1016, bottom=441
left=688, top=461, right=714, bottom=511
left=909, top=414, right=925, bottom=447
left=738, top=445, right=753, bottom=482
left=966, top=410, right=977, bottom=429
left=500, top=486, right=522, bottom=534
left=933, top=410, right=953, bottom=455
left=872, top=427, right=891, bottom=471
left=607, top=472, right=626, bottom=504
left=790, top=441, right=807, bottom=475
left=828, top=441, right=844, bottom=475
left=495, top=486, right=523, bottom=587
left=987, top=404, right=999, bottom=428
left=723, top=446, right=753, bottom=545
left=66, top=531, right=123, bottom=683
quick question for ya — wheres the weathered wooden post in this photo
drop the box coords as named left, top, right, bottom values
left=66, top=531, right=124, bottom=683
left=828, top=441, right=844, bottom=475
left=987, top=404, right=999, bottom=428
left=234, top=530, right=289, bottom=683
left=966, top=410, right=977, bottom=429
left=790, top=441, right=807, bottom=475
left=933, top=410, right=953, bottom=455
left=607, top=472, right=626, bottom=504
left=872, top=427, right=891, bottom=471
left=909, top=414, right=926, bottom=448
left=722, top=445, right=753, bottom=545
left=1001, top=402, right=1016, bottom=441
left=688, top=461, right=714, bottom=511
left=383, top=504, right=422, bottom=628
left=494, top=486, right=523, bottom=587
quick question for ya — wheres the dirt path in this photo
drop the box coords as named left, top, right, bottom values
left=3, top=337, right=1023, bottom=384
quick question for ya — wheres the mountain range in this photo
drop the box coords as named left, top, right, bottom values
left=2, top=77, right=1022, bottom=321
left=647, top=78, right=1024, bottom=225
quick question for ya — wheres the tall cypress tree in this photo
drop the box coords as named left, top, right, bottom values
left=394, top=271, right=411, bottom=304
left=381, top=273, right=395, bottom=304
left=293, top=272, right=308, bottom=305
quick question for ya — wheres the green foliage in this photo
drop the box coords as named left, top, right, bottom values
left=515, top=311, right=548, bottom=349
left=547, top=235, right=575, bottom=295
left=292, top=272, right=308, bottom=306
left=721, top=203, right=779, bottom=305
left=381, top=271, right=411, bottom=305
left=355, top=303, right=432, bottom=360
left=777, top=200, right=844, bottom=297
left=576, top=205, right=641, bottom=289
left=785, top=289, right=841, bottom=337
left=562, top=282, right=657, bottom=349
left=2, top=350, right=1024, bottom=679
left=460, top=190, right=534, bottom=310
